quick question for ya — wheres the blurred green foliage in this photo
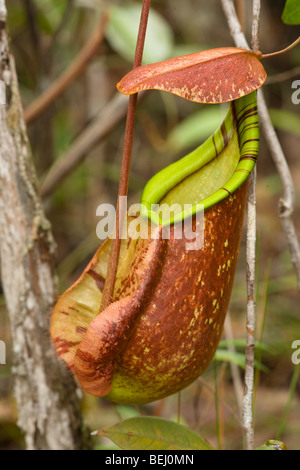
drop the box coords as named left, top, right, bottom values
left=282, top=0, right=300, bottom=25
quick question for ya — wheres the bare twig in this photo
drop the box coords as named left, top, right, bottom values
left=24, top=12, right=108, bottom=124
left=221, top=0, right=249, bottom=49
left=197, top=377, right=243, bottom=428
left=100, top=0, right=152, bottom=311
left=235, top=0, right=246, bottom=33
left=221, top=0, right=259, bottom=450
left=261, top=36, right=300, bottom=60
left=0, top=0, right=7, bottom=20
left=257, top=90, right=300, bottom=290
left=222, top=0, right=300, bottom=449
left=222, top=0, right=300, bottom=291
left=265, top=66, right=300, bottom=84
left=224, top=314, right=243, bottom=418
left=251, top=0, right=260, bottom=52
left=244, top=167, right=257, bottom=450
left=0, top=5, right=89, bottom=449
left=241, top=0, right=261, bottom=451
left=40, top=92, right=131, bottom=198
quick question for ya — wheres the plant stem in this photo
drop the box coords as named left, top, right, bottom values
left=222, top=0, right=300, bottom=448
left=253, top=259, right=271, bottom=405
left=244, top=166, right=257, bottom=450
left=224, top=314, right=243, bottom=419
left=276, top=363, right=300, bottom=440
left=261, top=36, right=300, bottom=60
left=251, top=0, right=260, bottom=52
left=40, top=93, right=140, bottom=198
left=257, top=90, right=300, bottom=291
left=0, top=3, right=88, bottom=449
left=100, top=0, right=151, bottom=312
left=0, top=0, right=7, bottom=20
left=221, top=0, right=249, bottom=49
left=265, top=66, right=300, bottom=84
left=235, top=0, right=246, bottom=32
left=241, top=0, right=260, bottom=451
left=214, top=362, right=222, bottom=450
left=24, top=12, right=108, bottom=124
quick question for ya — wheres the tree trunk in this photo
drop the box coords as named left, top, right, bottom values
left=0, top=8, right=89, bottom=450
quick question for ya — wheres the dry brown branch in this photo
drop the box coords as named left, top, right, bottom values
left=24, top=12, right=108, bottom=124
left=221, top=0, right=300, bottom=449
left=0, top=6, right=89, bottom=449
left=257, top=90, right=300, bottom=290
left=241, top=0, right=260, bottom=451
left=244, top=166, right=257, bottom=450
left=261, top=36, right=300, bottom=60
left=265, top=66, right=300, bottom=84
left=221, top=0, right=258, bottom=450
left=221, top=1, right=300, bottom=292
left=235, top=0, right=246, bottom=32
left=224, top=314, right=243, bottom=418
left=221, top=0, right=248, bottom=49
left=40, top=92, right=132, bottom=198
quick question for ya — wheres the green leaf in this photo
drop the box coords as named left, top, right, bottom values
left=282, top=0, right=300, bottom=24
left=256, top=440, right=287, bottom=450
left=96, top=417, right=213, bottom=450
left=167, top=107, right=226, bottom=152
left=269, top=108, right=300, bottom=137
left=106, top=4, right=174, bottom=64
left=218, top=338, right=275, bottom=354
left=36, top=0, right=70, bottom=35
left=214, top=349, right=269, bottom=373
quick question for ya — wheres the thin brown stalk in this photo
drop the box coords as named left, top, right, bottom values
left=222, top=0, right=300, bottom=448
left=265, top=66, right=300, bottom=84
left=100, top=0, right=152, bottom=311
left=224, top=314, right=243, bottom=419
left=221, top=2, right=300, bottom=293
left=244, top=166, right=257, bottom=450
left=0, top=0, right=6, bottom=19
left=40, top=92, right=131, bottom=198
left=198, top=377, right=242, bottom=428
left=24, top=12, right=108, bottom=124
left=0, top=2, right=88, bottom=448
left=221, top=0, right=259, bottom=450
left=221, top=0, right=249, bottom=49
left=257, top=90, right=300, bottom=290
left=235, top=0, right=246, bottom=32
left=261, top=36, right=300, bottom=60
left=240, top=0, right=260, bottom=451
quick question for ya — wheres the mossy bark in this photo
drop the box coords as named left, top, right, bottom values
left=0, top=14, right=89, bottom=450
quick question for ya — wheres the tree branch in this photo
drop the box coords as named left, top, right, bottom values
left=100, top=0, right=152, bottom=311
left=222, top=0, right=259, bottom=450
left=241, top=0, right=260, bottom=451
left=0, top=0, right=7, bottom=21
left=265, top=66, right=300, bottom=84
left=221, top=0, right=249, bottom=48
left=222, top=0, right=300, bottom=450
left=0, top=7, right=89, bottom=450
left=257, top=90, right=300, bottom=290
left=221, top=0, right=300, bottom=294
left=40, top=92, right=132, bottom=198
left=24, top=12, right=108, bottom=124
